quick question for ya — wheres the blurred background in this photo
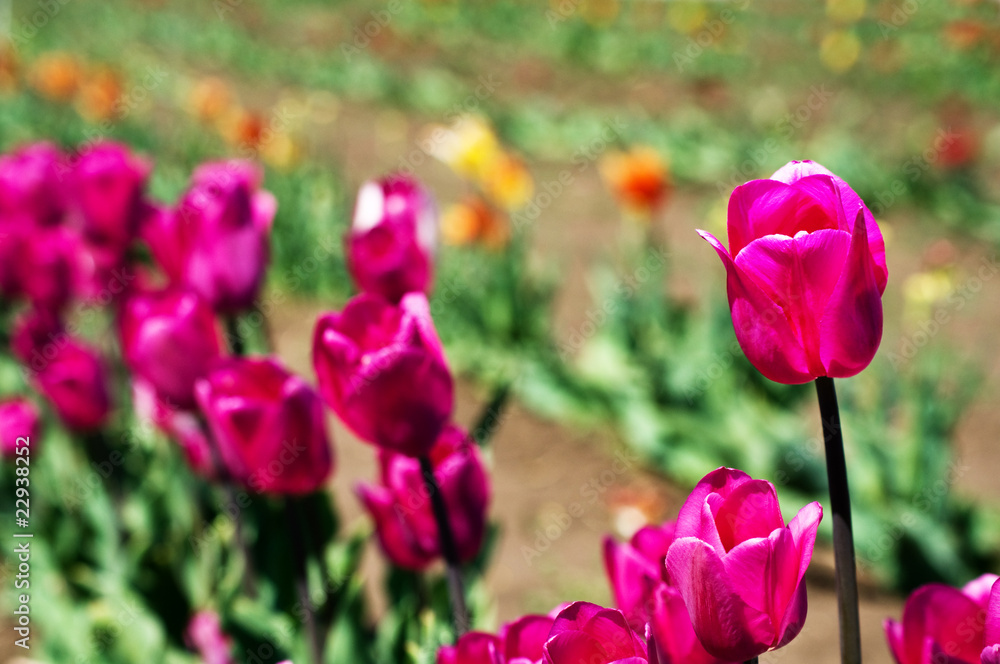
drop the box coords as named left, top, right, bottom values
left=1, top=0, right=1000, bottom=661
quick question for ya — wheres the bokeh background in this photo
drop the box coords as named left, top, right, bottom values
left=2, top=0, right=1000, bottom=661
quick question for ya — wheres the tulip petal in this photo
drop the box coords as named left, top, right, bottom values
left=983, top=644, right=1000, bottom=664
left=962, top=573, right=999, bottom=609
left=356, top=483, right=435, bottom=570
left=699, top=230, right=814, bottom=384
left=603, top=536, right=663, bottom=629
left=818, top=210, right=883, bottom=378
left=650, top=584, right=723, bottom=664
left=674, top=467, right=753, bottom=553
left=884, top=618, right=906, bottom=664
left=501, top=615, right=554, bottom=663
left=723, top=528, right=799, bottom=643
left=899, top=584, right=984, bottom=664
left=543, top=632, right=608, bottom=664
left=666, top=537, right=771, bottom=661
left=984, top=578, right=1000, bottom=651
left=727, top=179, right=841, bottom=257
left=713, top=479, right=784, bottom=552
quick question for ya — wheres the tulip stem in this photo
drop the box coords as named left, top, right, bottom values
left=226, top=316, right=245, bottom=356
left=815, top=377, right=862, bottom=664
left=419, top=455, right=470, bottom=636
left=286, top=498, right=322, bottom=664
left=744, top=659, right=759, bottom=664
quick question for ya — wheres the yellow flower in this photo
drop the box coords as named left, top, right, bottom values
left=426, top=116, right=501, bottom=180
left=483, top=153, right=534, bottom=211
left=820, top=29, right=862, bottom=73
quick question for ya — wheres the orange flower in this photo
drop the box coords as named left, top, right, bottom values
left=483, top=152, right=534, bottom=211
left=600, top=146, right=672, bottom=218
left=75, top=66, right=123, bottom=122
left=28, top=52, right=82, bottom=102
left=188, top=77, right=233, bottom=123
left=944, top=20, right=986, bottom=50
left=218, top=107, right=265, bottom=150
left=0, top=43, right=19, bottom=94
left=441, top=197, right=509, bottom=249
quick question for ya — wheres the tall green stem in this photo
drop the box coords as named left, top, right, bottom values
left=419, top=456, right=470, bottom=635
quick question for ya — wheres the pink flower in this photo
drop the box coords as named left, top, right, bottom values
left=438, top=614, right=555, bottom=664
left=884, top=573, right=999, bottom=664
left=699, top=160, right=887, bottom=384
left=605, top=523, right=732, bottom=664
left=120, top=288, right=223, bottom=409
left=358, top=424, right=488, bottom=569
left=665, top=467, right=822, bottom=661
left=0, top=398, right=40, bottom=458
left=543, top=602, right=648, bottom=664
left=346, top=175, right=437, bottom=303
left=146, top=161, right=276, bottom=312
left=184, top=611, right=234, bottom=664
left=312, top=292, right=453, bottom=457
left=70, top=141, right=151, bottom=254
left=0, top=142, right=66, bottom=229
left=133, top=380, right=216, bottom=477
left=195, top=357, right=333, bottom=494
left=17, top=225, right=86, bottom=313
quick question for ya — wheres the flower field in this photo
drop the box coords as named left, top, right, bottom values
left=1, top=0, right=1000, bottom=662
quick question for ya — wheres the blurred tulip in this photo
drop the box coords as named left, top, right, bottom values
left=28, top=52, right=81, bottom=102
left=483, top=153, right=534, bottom=211
left=70, top=141, right=150, bottom=253
left=428, top=116, right=502, bottom=181
left=185, top=611, right=234, bottom=664
left=944, top=20, right=987, bottom=50
left=439, top=613, right=554, bottom=664
left=543, top=602, right=647, bottom=664
left=313, top=292, right=453, bottom=457
left=75, top=66, right=123, bottom=122
left=0, top=42, right=18, bottom=93
left=884, top=573, right=998, bottom=664
left=18, top=225, right=85, bottom=313
left=0, top=398, right=39, bottom=458
left=13, top=313, right=111, bottom=432
left=146, top=161, right=276, bottom=312
left=0, top=142, right=66, bottom=229
left=346, top=175, right=437, bottom=303
left=133, top=379, right=216, bottom=477
left=441, top=197, right=509, bottom=249
left=665, top=467, right=822, bottom=661
left=195, top=357, right=333, bottom=494
left=699, top=160, right=887, bottom=384
left=358, top=424, right=489, bottom=569
left=600, top=147, right=672, bottom=219
left=187, top=76, right=234, bottom=123
left=120, top=289, right=223, bottom=409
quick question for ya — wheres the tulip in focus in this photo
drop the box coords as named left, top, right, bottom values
left=358, top=424, right=489, bottom=569
left=700, top=160, right=887, bottom=384
left=120, top=289, right=223, bottom=409
left=346, top=175, right=437, bottom=303
left=884, top=573, right=999, bottom=664
left=195, top=357, right=333, bottom=494
left=185, top=611, right=234, bottom=664
left=438, top=612, right=555, bottom=664
left=542, top=602, right=647, bottom=664
left=665, top=467, right=823, bottom=661
left=0, top=398, right=39, bottom=458
left=313, top=292, right=454, bottom=457
left=145, top=161, right=276, bottom=312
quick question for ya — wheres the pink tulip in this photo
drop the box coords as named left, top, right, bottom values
left=185, top=611, right=234, bottom=664
left=665, top=467, right=822, bottom=661
left=312, top=292, right=453, bottom=457
left=146, top=161, right=276, bottom=312
left=133, top=379, right=216, bottom=477
left=0, top=398, right=40, bottom=458
left=70, top=141, right=151, bottom=253
left=195, top=357, right=333, bottom=494
left=19, top=225, right=86, bottom=313
left=605, top=522, right=732, bottom=664
left=699, top=160, right=887, bottom=384
left=346, top=175, right=437, bottom=303
left=438, top=614, right=554, bottom=664
left=120, top=289, right=223, bottom=409
left=884, top=573, right=998, bottom=664
left=543, top=602, right=648, bottom=664
left=357, top=424, right=489, bottom=570
left=0, top=142, right=66, bottom=229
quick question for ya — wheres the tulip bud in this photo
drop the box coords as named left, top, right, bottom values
left=313, top=292, right=453, bottom=457
left=357, top=424, right=489, bottom=570
left=13, top=312, right=112, bottom=432
left=346, top=175, right=437, bottom=303
left=542, top=602, right=647, bottom=664
left=147, top=161, right=276, bottom=312
left=120, top=289, right=223, bottom=409
left=884, top=573, right=999, bottom=664
left=699, top=160, right=887, bottom=384
left=665, top=467, right=822, bottom=661
left=195, top=357, right=333, bottom=494
left=184, top=611, right=235, bottom=664
left=70, top=141, right=151, bottom=253
left=0, top=398, right=40, bottom=458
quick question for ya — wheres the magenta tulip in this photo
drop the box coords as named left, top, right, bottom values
left=699, top=160, right=887, bottom=384
left=185, top=611, right=234, bottom=664
left=0, top=142, right=66, bottom=229
left=884, top=574, right=998, bottom=664
left=984, top=577, right=1000, bottom=664
left=438, top=614, right=555, bottom=664
left=313, top=292, right=453, bottom=457
left=346, top=175, right=437, bottom=303
left=195, top=357, right=333, bottom=494
left=70, top=141, right=151, bottom=253
left=357, top=424, right=488, bottom=570
left=120, top=289, right=223, bottom=409
left=0, top=398, right=40, bottom=458
left=543, top=602, right=648, bottom=664
left=19, top=225, right=86, bottom=313
left=146, top=161, right=276, bottom=312
left=665, top=467, right=822, bottom=661
left=133, top=379, right=216, bottom=477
